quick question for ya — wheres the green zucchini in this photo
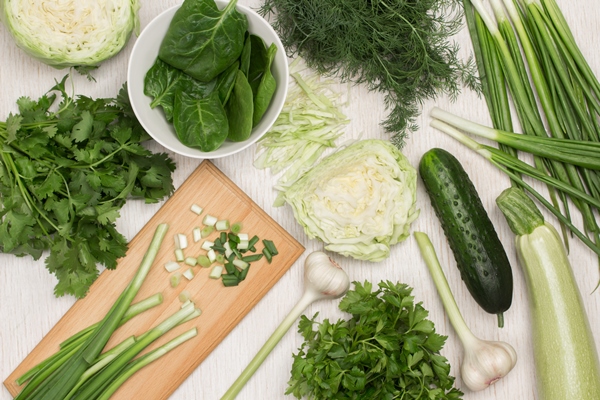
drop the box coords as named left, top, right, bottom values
left=419, top=148, right=513, bottom=327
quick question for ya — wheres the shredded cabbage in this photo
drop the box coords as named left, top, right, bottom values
left=285, top=139, right=419, bottom=262
left=1, top=0, right=140, bottom=68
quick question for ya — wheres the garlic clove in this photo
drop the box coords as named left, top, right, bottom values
left=460, top=339, right=517, bottom=391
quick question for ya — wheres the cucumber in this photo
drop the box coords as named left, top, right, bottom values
left=419, top=148, right=513, bottom=327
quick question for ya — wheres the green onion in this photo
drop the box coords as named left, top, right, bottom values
left=232, top=259, right=249, bottom=270
left=179, top=290, right=191, bottom=303
left=228, top=232, right=240, bottom=244
left=201, top=240, right=214, bottom=251
left=190, top=204, right=203, bottom=215
left=262, top=239, right=278, bottom=255
left=174, top=233, right=188, bottom=250
left=216, top=253, right=225, bottom=264
left=216, top=219, right=230, bottom=231
left=224, top=262, right=236, bottom=275
left=193, top=227, right=201, bottom=243
left=209, top=266, right=223, bottom=279
left=221, top=275, right=240, bottom=287
left=15, top=223, right=169, bottom=400
left=262, top=247, right=273, bottom=263
left=201, top=225, right=214, bottom=238
left=230, top=222, right=243, bottom=234
left=174, top=248, right=184, bottom=262
left=220, top=232, right=227, bottom=243
left=197, top=255, right=212, bottom=268
left=239, top=266, right=250, bottom=281
left=164, top=261, right=180, bottom=273
left=170, top=272, right=181, bottom=288
left=203, top=214, right=217, bottom=226
left=242, top=254, right=263, bottom=263
left=183, top=268, right=195, bottom=280
left=184, top=257, right=197, bottom=267
left=95, top=328, right=198, bottom=400
left=248, top=235, right=259, bottom=249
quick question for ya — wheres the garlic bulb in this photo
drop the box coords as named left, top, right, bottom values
left=304, top=251, right=350, bottom=299
left=461, top=336, right=517, bottom=391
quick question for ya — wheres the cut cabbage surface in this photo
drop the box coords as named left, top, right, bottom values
left=1, top=0, right=140, bottom=68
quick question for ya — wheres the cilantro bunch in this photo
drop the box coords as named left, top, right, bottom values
left=287, top=281, right=463, bottom=399
left=0, top=76, right=175, bottom=298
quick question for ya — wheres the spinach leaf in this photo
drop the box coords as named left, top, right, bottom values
left=239, top=33, right=252, bottom=77
left=247, top=35, right=268, bottom=94
left=144, top=58, right=216, bottom=121
left=226, top=70, right=254, bottom=142
left=216, top=61, right=239, bottom=105
left=252, top=44, right=277, bottom=126
left=158, top=0, right=248, bottom=82
left=173, top=91, right=229, bottom=151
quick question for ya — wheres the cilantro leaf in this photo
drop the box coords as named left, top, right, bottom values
left=287, top=281, right=463, bottom=399
left=0, top=75, right=175, bottom=298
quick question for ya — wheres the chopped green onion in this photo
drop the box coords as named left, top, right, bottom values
left=233, top=259, right=249, bottom=270
left=207, top=249, right=217, bottom=263
left=203, top=214, right=218, bottom=226
left=174, top=233, right=188, bottom=250
left=228, top=232, right=240, bottom=244
left=248, top=235, right=260, bottom=248
left=179, top=290, right=191, bottom=303
left=220, top=232, right=227, bottom=243
left=238, top=240, right=249, bottom=250
left=197, top=255, right=212, bottom=268
left=164, top=261, right=180, bottom=273
left=216, top=253, right=225, bottom=264
left=222, top=275, right=240, bottom=287
left=170, top=272, right=181, bottom=288
left=201, top=225, right=214, bottom=238
left=184, top=257, right=197, bottom=267
left=192, top=227, right=201, bottom=243
left=183, top=268, right=195, bottom=281
left=209, top=265, right=223, bottom=279
left=180, top=299, right=192, bottom=309
left=237, top=233, right=249, bottom=241
left=224, top=241, right=233, bottom=258
left=262, top=239, right=278, bottom=255
left=239, top=266, right=250, bottom=281
left=190, top=204, right=203, bottom=215
left=263, top=247, right=272, bottom=263
left=201, top=240, right=214, bottom=251
left=211, top=244, right=226, bottom=253
left=242, top=254, right=263, bottom=263
left=231, top=222, right=243, bottom=234
left=175, top=248, right=184, bottom=262
left=224, top=262, right=236, bottom=275
left=216, top=219, right=230, bottom=231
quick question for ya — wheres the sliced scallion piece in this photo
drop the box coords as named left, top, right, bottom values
left=174, top=233, right=188, bottom=250
left=201, top=225, right=214, bottom=238
left=164, top=261, right=180, bottom=273
left=193, top=227, right=201, bottom=243
left=216, top=219, right=230, bottom=231
left=230, top=222, right=243, bottom=234
left=183, top=268, right=195, bottom=281
left=203, top=214, right=218, bottom=226
left=190, top=204, right=203, bottom=215
left=197, top=255, right=211, bottom=268
left=209, top=265, right=224, bottom=279
left=184, top=257, right=197, bottom=267
left=175, top=248, right=184, bottom=262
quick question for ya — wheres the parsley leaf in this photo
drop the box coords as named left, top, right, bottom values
left=0, top=75, right=175, bottom=298
left=287, top=281, right=463, bottom=399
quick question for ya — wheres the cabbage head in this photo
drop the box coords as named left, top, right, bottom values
left=285, top=139, right=419, bottom=262
left=1, top=0, right=140, bottom=68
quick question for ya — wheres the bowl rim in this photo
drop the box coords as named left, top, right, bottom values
left=127, top=1, right=289, bottom=159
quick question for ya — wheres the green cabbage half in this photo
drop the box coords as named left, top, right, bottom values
left=285, top=139, right=419, bottom=261
left=1, top=0, right=140, bottom=68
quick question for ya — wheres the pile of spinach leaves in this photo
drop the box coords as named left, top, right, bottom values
left=145, top=0, right=278, bottom=152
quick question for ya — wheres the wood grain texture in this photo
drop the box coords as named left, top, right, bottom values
left=3, top=161, right=304, bottom=399
left=1, top=0, right=600, bottom=400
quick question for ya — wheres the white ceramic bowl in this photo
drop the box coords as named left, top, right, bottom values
left=127, top=2, right=288, bottom=159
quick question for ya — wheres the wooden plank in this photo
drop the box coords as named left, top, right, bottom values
left=4, top=160, right=305, bottom=399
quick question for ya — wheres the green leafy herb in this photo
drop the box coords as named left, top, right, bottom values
left=0, top=76, right=175, bottom=298
left=252, top=44, right=277, bottom=126
left=287, top=281, right=463, bottom=399
left=216, top=61, right=240, bottom=105
left=158, top=0, right=248, bottom=82
left=259, top=0, right=478, bottom=147
left=226, top=70, right=254, bottom=142
left=239, top=33, right=252, bottom=78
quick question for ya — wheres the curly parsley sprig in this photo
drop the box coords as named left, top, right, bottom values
left=287, top=280, right=463, bottom=399
left=0, top=76, right=175, bottom=298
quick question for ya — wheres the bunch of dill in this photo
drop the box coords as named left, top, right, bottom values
left=259, top=0, right=477, bottom=147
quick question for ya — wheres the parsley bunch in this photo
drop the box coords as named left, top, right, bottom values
left=0, top=76, right=175, bottom=298
left=259, top=0, right=478, bottom=147
left=287, top=281, right=463, bottom=399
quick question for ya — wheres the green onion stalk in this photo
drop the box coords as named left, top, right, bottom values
left=15, top=223, right=169, bottom=400
left=457, top=0, right=600, bottom=256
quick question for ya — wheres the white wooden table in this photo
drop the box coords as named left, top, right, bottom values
left=1, top=1, right=599, bottom=399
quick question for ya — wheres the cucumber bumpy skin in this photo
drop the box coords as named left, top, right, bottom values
left=419, top=148, right=513, bottom=327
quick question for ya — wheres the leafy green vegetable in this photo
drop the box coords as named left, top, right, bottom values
left=226, top=70, right=254, bottom=142
left=239, top=33, right=252, bottom=77
left=259, top=0, right=477, bottom=147
left=158, top=0, right=248, bottom=82
left=144, top=58, right=216, bottom=121
left=284, top=139, right=419, bottom=261
left=216, top=61, right=240, bottom=105
left=0, top=76, right=175, bottom=298
left=247, top=35, right=269, bottom=94
left=252, top=43, right=277, bottom=127
left=287, top=281, right=463, bottom=399
left=173, top=91, right=229, bottom=151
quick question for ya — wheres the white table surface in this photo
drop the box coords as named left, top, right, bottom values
left=2, top=1, right=599, bottom=399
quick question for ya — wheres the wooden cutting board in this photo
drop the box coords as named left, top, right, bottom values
left=4, top=160, right=305, bottom=399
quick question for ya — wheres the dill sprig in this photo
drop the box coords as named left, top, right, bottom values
left=259, top=0, right=478, bottom=147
